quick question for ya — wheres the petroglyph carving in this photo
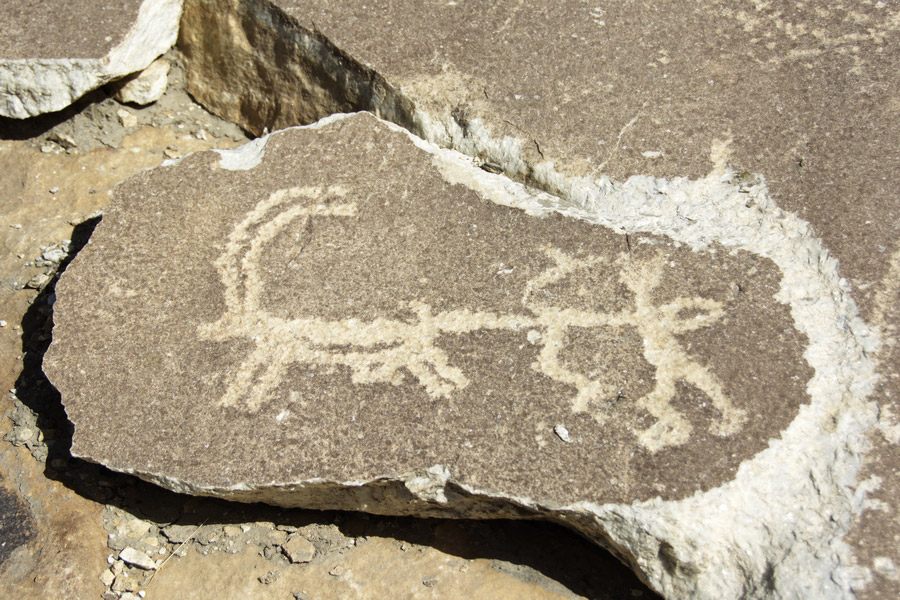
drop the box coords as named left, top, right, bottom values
left=200, top=186, right=747, bottom=450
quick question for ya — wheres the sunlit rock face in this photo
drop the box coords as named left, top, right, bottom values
left=47, top=113, right=824, bottom=599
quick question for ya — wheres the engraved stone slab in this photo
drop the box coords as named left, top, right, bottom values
left=176, top=4, right=899, bottom=596
left=0, top=0, right=182, bottom=118
left=46, top=113, right=814, bottom=592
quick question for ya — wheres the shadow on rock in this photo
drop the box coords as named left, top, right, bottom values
left=0, top=87, right=113, bottom=142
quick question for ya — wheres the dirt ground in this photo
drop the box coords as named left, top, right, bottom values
left=0, top=52, right=657, bottom=600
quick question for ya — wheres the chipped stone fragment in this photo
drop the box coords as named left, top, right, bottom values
left=115, top=58, right=171, bottom=105
left=118, top=109, right=140, bottom=128
left=258, top=570, right=281, bottom=584
left=111, top=572, right=136, bottom=592
left=118, top=547, right=156, bottom=570
left=111, top=560, right=125, bottom=575
left=283, top=535, right=316, bottom=564
left=47, top=133, right=77, bottom=150
left=160, top=524, right=195, bottom=543
left=24, top=273, right=51, bottom=290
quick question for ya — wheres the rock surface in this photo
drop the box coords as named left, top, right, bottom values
left=0, top=0, right=182, bottom=118
left=8, top=0, right=894, bottom=598
left=174, top=2, right=900, bottom=598
left=0, top=61, right=656, bottom=600
left=0, top=57, right=653, bottom=600
left=46, top=107, right=865, bottom=600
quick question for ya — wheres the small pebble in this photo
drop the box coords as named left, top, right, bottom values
left=119, top=547, right=157, bottom=570
left=117, top=109, right=139, bottom=128
left=0, top=320, right=6, bottom=327
left=258, top=570, right=281, bottom=585
left=49, top=132, right=77, bottom=149
left=25, top=273, right=51, bottom=290
left=42, top=248, right=66, bottom=263
left=223, top=525, right=242, bottom=538
left=99, top=569, right=115, bottom=587
left=111, top=573, right=133, bottom=593
left=49, top=186, right=59, bottom=194
left=282, top=535, right=315, bottom=564
left=554, top=424, right=571, bottom=442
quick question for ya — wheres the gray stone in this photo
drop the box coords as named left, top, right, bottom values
left=258, top=570, right=280, bottom=584
left=24, top=273, right=51, bottom=290
left=114, top=58, right=170, bottom=106
left=282, top=535, right=315, bottom=564
left=46, top=111, right=842, bottom=598
left=0, top=0, right=182, bottom=118
left=169, top=3, right=900, bottom=597
left=160, top=524, right=196, bottom=544
left=111, top=572, right=137, bottom=593
left=118, top=547, right=156, bottom=570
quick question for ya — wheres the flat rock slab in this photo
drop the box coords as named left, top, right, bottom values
left=46, top=112, right=852, bottom=598
left=0, top=0, right=181, bottom=118
left=176, top=3, right=900, bottom=597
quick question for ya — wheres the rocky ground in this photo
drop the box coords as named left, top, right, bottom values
left=0, top=50, right=657, bottom=600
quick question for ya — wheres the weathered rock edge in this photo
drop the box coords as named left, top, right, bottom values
left=34, top=0, right=884, bottom=597
left=88, top=106, right=878, bottom=600
left=173, top=3, right=885, bottom=598
left=0, top=0, right=182, bottom=118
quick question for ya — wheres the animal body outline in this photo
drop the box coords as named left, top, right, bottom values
left=199, top=185, right=746, bottom=451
